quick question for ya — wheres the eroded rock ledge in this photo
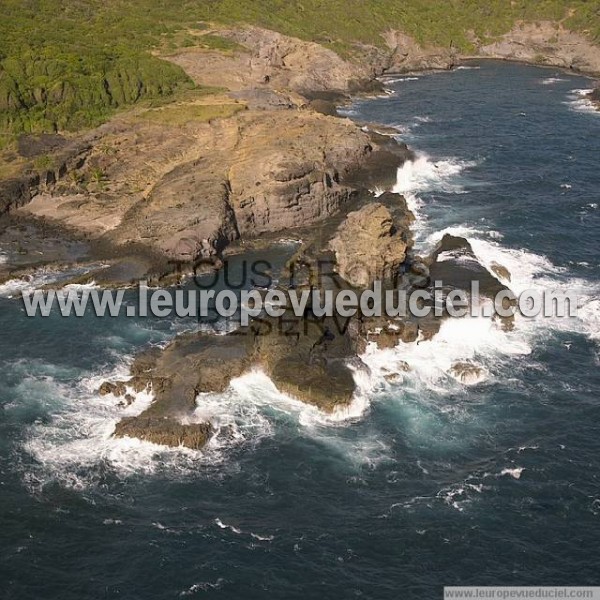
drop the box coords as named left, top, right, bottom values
left=106, top=221, right=513, bottom=450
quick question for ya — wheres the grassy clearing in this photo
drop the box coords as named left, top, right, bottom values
left=138, top=102, right=246, bottom=126
left=158, top=30, right=245, bottom=54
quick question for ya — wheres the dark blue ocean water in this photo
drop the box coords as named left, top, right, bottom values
left=0, top=61, right=599, bottom=599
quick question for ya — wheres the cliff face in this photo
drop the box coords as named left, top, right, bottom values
left=330, top=203, right=410, bottom=288
left=227, top=112, right=370, bottom=237
left=164, top=26, right=456, bottom=96
left=167, top=26, right=375, bottom=93
left=12, top=109, right=373, bottom=263
left=476, top=22, right=600, bottom=75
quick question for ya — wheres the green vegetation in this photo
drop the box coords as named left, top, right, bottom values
left=32, top=153, right=54, bottom=171
left=159, top=30, right=244, bottom=53
left=139, top=102, right=245, bottom=126
left=1, top=0, right=599, bottom=145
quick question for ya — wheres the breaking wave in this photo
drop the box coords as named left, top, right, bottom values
left=540, top=77, right=566, bottom=85
left=565, top=89, right=599, bottom=115
left=391, top=153, right=480, bottom=239
left=0, top=263, right=107, bottom=298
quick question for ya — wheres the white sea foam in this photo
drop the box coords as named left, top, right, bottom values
left=498, top=467, right=524, bottom=479
left=0, top=269, right=56, bottom=298
left=432, top=226, right=599, bottom=341
left=336, top=106, right=358, bottom=117
left=360, top=219, right=600, bottom=395
left=17, top=355, right=258, bottom=491
left=19, top=361, right=184, bottom=489
left=20, top=359, right=377, bottom=489
left=222, top=368, right=371, bottom=430
left=361, top=314, right=529, bottom=396
left=565, top=88, right=599, bottom=115
left=196, top=369, right=390, bottom=469
left=215, top=518, right=243, bottom=535
left=0, top=264, right=106, bottom=298
left=390, top=154, right=479, bottom=240
left=214, top=517, right=274, bottom=541
left=180, top=579, right=225, bottom=596
left=383, top=76, right=420, bottom=84
left=540, top=77, right=566, bottom=85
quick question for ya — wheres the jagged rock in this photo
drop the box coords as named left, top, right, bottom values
left=114, top=417, right=213, bottom=450
left=490, top=262, right=511, bottom=282
left=0, top=175, right=38, bottom=216
left=307, top=99, right=338, bottom=116
left=330, top=203, right=409, bottom=288
left=361, top=318, right=420, bottom=349
left=98, top=381, right=127, bottom=397
left=229, top=88, right=296, bottom=110
left=129, top=160, right=240, bottom=261
left=127, top=376, right=151, bottom=394
left=15, top=110, right=372, bottom=265
left=477, top=22, right=600, bottom=75
left=406, top=259, right=430, bottom=288
left=253, top=312, right=359, bottom=413
left=228, top=112, right=370, bottom=236
left=428, top=234, right=509, bottom=301
left=382, top=31, right=456, bottom=72
left=383, top=362, right=410, bottom=383
left=17, top=134, right=67, bottom=158
left=449, top=362, right=488, bottom=386
left=119, top=393, right=135, bottom=407
left=168, top=26, right=375, bottom=93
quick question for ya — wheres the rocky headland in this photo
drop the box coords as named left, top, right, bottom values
left=0, top=20, right=583, bottom=450
left=103, top=224, right=512, bottom=450
left=473, top=21, right=600, bottom=75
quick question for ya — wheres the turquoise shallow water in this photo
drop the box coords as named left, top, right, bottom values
left=0, top=61, right=599, bottom=599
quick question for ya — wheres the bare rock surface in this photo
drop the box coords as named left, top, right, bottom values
left=13, top=109, right=372, bottom=263
left=330, top=203, right=410, bottom=288
left=166, top=26, right=374, bottom=94
left=382, top=31, right=456, bottom=73
left=476, top=22, right=600, bottom=75
left=449, top=361, right=488, bottom=386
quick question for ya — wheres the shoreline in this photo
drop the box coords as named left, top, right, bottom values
left=0, top=33, right=598, bottom=451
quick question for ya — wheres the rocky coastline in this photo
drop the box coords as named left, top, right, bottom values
left=0, top=21, right=588, bottom=451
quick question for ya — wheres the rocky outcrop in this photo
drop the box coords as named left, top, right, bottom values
left=107, top=333, right=254, bottom=450
left=0, top=175, right=38, bottom=216
left=589, top=87, right=600, bottom=109
left=107, top=307, right=362, bottom=448
left=114, top=418, right=214, bottom=450
left=1, top=133, right=92, bottom=217
left=166, top=26, right=375, bottom=94
left=449, top=361, right=488, bottom=386
left=122, top=159, right=239, bottom=261
left=17, top=133, right=68, bottom=158
left=228, top=112, right=370, bottom=237
left=105, top=227, right=516, bottom=450
left=476, top=22, right=600, bottom=75
left=15, top=109, right=373, bottom=263
left=329, top=203, right=410, bottom=288
left=164, top=25, right=461, bottom=104
left=427, top=234, right=509, bottom=301
left=383, top=31, right=456, bottom=73
left=490, top=262, right=512, bottom=283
